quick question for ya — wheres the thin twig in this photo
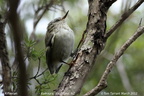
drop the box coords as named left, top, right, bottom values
left=84, top=26, right=144, bottom=96
left=138, top=18, right=143, bottom=27
left=30, top=0, right=54, bottom=40
left=29, top=68, right=48, bottom=80
left=34, top=78, right=41, bottom=85
left=33, top=0, right=54, bottom=29
left=105, top=0, right=144, bottom=39
left=35, top=58, right=41, bottom=76
left=36, top=68, right=48, bottom=78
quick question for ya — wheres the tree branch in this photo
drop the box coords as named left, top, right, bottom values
left=8, top=0, right=28, bottom=95
left=102, top=51, right=134, bottom=92
left=54, top=0, right=116, bottom=96
left=30, top=0, right=54, bottom=40
left=33, top=0, right=54, bottom=29
left=84, top=26, right=144, bottom=96
left=105, top=0, right=144, bottom=39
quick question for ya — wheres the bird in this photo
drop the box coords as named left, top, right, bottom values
left=45, top=11, right=75, bottom=74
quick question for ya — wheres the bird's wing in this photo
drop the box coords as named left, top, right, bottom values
left=45, top=32, right=55, bottom=74
left=45, top=32, right=55, bottom=47
left=46, top=48, right=54, bottom=74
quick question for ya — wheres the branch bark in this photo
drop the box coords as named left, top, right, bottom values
left=55, top=0, right=116, bottom=96
left=0, top=20, right=11, bottom=96
left=84, top=26, right=144, bottom=96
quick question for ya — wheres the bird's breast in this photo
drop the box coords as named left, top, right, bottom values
left=51, top=28, right=74, bottom=61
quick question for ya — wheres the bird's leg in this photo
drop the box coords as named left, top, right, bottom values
left=61, top=60, right=69, bottom=65
left=61, top=60, right=75, bottom=66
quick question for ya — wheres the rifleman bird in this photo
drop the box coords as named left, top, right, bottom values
left=45, top=11, right=75, bottom=74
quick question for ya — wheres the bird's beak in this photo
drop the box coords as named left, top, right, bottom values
left=61, top=10, right=69, bottom=20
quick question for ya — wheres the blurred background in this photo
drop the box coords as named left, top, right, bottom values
left=0, top=0, right=144, bottom=96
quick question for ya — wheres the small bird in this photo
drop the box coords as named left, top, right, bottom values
left=45, top=11, right=75, bottom=74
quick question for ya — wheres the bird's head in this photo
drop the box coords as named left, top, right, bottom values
left=48, top=11, right=69, bottom=27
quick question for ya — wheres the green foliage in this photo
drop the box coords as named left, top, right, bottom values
left=24, top=38, right=46, bottom=60
left=35, top=72, right=57, bottom=96
left=23, top=37, right=58, bottom=95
